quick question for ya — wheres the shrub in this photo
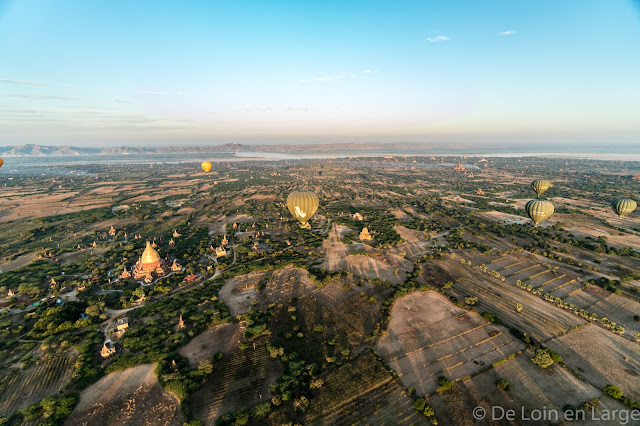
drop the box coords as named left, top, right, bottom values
left=465, top=297, right=478, bottom=306
left=496, top=378, right=510, bottom=391
left=413, top=398, right=426, bottom=411
left=603, top=385, right=623, bottom=400
left=252, top=402, right=271, bottom=419
left=530, top=349, right=554, bottom=368
left=436, top=376, right=455, bottom=393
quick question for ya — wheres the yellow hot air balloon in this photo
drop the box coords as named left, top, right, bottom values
left=525, top=200, right=554, bottom=225
left=201, top=161, right=212, bottom=173
left=611, top=198, right=637, bottom=217
left=286, top=191, right=319, bottom=224
left=531, top=179, right=551, bottom=197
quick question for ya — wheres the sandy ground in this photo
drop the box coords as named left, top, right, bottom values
left=219, top=266, right=317, bottom=316
left=0, top=190, right=111, bottom=223
left=321, top=223, right=353, bottom=271
left=178, top=323, right=242, bottom=366
left=57, top=247, right=109, bottom=265
left=547, top=324, right=640, bottom=402
left=375, top=291, right=525, bottom=396
left=0, top=253, right=35, bottom=272
left=66, top=364, right=183, bottom=426
left=328, top=253, right=413, bottom=285
left=563, top=225, right=640, bottom=250
left=479, top=211, right=529, bottom=225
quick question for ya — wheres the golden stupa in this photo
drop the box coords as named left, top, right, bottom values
left=132, top=241, right=168, bottom=281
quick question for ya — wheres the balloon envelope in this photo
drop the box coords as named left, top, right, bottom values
left=201, top=161, right=212, bottom=173
left=531, top=179, right=551, bottom=197
left=525, top=200, right=554, bottom=225
left=286, top=191, right=319, bottom=224
left=611, top=198, right=637, bottom=217
left=0, top=158, right=3, bottom=168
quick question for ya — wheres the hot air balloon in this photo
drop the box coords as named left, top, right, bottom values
left=0, top=158, right=3, bottom=168
left=611, top=198, right=637, bottom=217
left=201, top=161, right=212, bottom=173
left=525, top=200, right=554, bottom=225
left=531, top=179, right=551, bottom=197
left=286, top=191, right=319, bottom=225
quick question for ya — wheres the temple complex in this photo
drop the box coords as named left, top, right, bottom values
left=359, top=227, right=373, bottom=241
left=215, top=246, right=227, bottom=256
left=352, top=212, right=364, bottom=221
left=453, top=163, right=466, bottom=171
left=476, top=188, right=485, bottom=195
left=130, top=241, right=174, bottom=283
left=108, top=226, right=116, bottom=237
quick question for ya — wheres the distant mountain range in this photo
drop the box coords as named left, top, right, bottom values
left=0, top=142, right=447, bottom=157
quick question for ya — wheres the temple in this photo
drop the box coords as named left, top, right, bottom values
left=108, top=225, right=116, bottom=237
left=352, top=212, right=364, bottom=221
left=131, top=241, right=172, bottom=283
left=453, top=163, right=466, bottom=171
left=100, top=342, right=116, bottom=358
left=359, top=227, right=373, bottom=241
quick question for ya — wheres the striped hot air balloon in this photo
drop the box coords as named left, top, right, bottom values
left=286, top=191, right=319, bottom=224
left=611, top=198, right=637, bottom=217
left=525, top=200, right=554, bottom=225
left=531, top=179, right=551, bottom=197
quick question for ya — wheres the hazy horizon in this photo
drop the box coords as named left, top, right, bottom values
left=2, top=0, right=640, bottom=146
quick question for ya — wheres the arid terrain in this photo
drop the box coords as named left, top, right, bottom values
left=0, top=155, right=639, bottom=425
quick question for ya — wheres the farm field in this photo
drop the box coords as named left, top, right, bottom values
left=65, top=363, right=183, bottom=426
left=427, top=349, right=632, bottom=425
left=305, top=350, right=424, bottom=425
left=429, top=257, right=587, bottom=342
left=375, top=291, right=525, bottom=395
left=546, top=325, right=640, bottom=402
left=189, top=335, right=283, bottom=426
left=0, top=356, right=74, bottom=416
left=271, top=282, right=384, bottom=367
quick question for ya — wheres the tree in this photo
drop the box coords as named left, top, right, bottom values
left=132, top=287, right=145, bottom=299
left=603, top=385, right=623, bottom=400
left=413, top=398, right=426, bottom=411
left=531, top=349, right=554, bottom=368
left=252, top=402, right=271, bottom=419
left=496, top=378, right=510, bottom=391
left=198, top=359, right=213, bottom=375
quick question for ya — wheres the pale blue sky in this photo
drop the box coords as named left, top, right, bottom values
left=1, top=0, right=639, bottom=146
